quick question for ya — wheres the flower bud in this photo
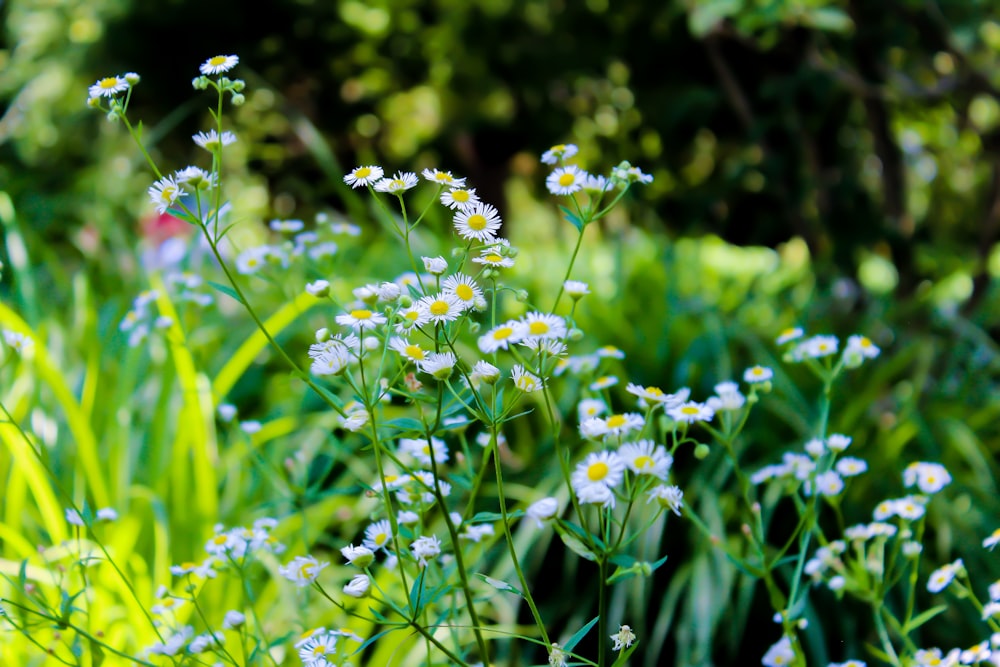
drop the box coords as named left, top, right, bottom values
left=694, top=443, right=710, bottom=460
left=230, top=93, right=246, bottom=106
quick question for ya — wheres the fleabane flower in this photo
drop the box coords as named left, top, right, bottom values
left=472, top=244, right=515, bottom=268
left=903, top=462, right=952, bottom=495
left=298, top=633, right=338, bottom=665
left=646, top=484, right=684, bottom=515
left=540, top=143, right=578, bottom=164
left=844, top=334, right=880, bottom=362
left=453, top=202, right=502, bottom=242
left=399, top=437, right=449, bottom=466
left=521, top=312, right=566, bottom=340
left=571, top=451, right=626, bottom=506
left=417, top=293, right=463, bottom=324
left=479, top=320, right=527, bottom=353
left=363, top=520, right=393, bottom=552
left=526, top=498, right=559, bottom=528
left=927, top=559, right=964, bottom=593
left=707, top=381, right=745, bottom=411
left=798, top=334, right=839, bottom=359
left=389, top=337, right=426, bottom=364
left=625, top=383, right=688, bottom=407
left=147, top=176, right=181, bottom=214
left=88, top=75, right=128, bottom=99
left=984, top=528, right=1000, bottom=550
left=421, top=168, right=466, bottom=187
left=441, top=273, right=482, bottom=310
left=602, top=412, right=645, bottom=437
left=619, top=440, right=672, bottom=479
left=511, top=365, right=543, bottom=392
left=440, top=187, right=480, bottom=210
left=578, top=398, right=608, bottom=421
left=776, top=327, right=804, bottom=345
left=410, top=535, right=442, bottom=567
left=344, top=165, right=384, bottom=188
left=200, top=55, right=239, bottom=75
left=343, top=574, right=371, bottom=598
left=611, top=625, right=636, bottom=652
left=193, top=129, right=237, bottom=151
left=373, top=171, right=418, bottom=194
left=564, top=280, right=590, bottom=298
left=744, top=365, right=774, bottom=383
left=340, top=544, right=375, bottom=568
left=546, top=165, right=587, bottom=195
left=762, top=636, right=795, bottom=667
left=336, top=308, right=387, bottom=331
left=2, top=330, right=34, bottom=357
left=418, top=351, right=457, bottom=380
left=668, top=401, right=714, bottom=424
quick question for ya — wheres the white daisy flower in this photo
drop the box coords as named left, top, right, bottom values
left=471, top=246, right=515, bottom=268
left=269, top=218, right=304, bottom=233
left=521, top=312, right=566, bottom=339
left=335, top=308, right=387, bottom=331
left=903, top=462, right=952, bottom=494
left=478, top=320, right=527, bottom=353
left=776, top=327, right=804, bottom=345
left=421, top=169, right=466, bottom=187
left=589, top=375, right=619, bottom=391
left=363, top=520, right=393, bottom=551
left=343, top=573, right=371, bottom=598
left=571, top=451, right=626, bottom=496
left=546, top=165, right=586, bottom=195
left=373, top=171, right=418, bottom=194
left=927, top=559, right=963, bottom=593
left=798, top=335, right=839, bottom=359
left=410, top=535, right=442, bottom=567
left=193, top=129, right=237, bottom=151
left=395, top=304, right=430, bottom=334
left=668, top=401, right=714, bottom=424
left=417, top=292, right=463, bottom=324
left=511, top=365, right=543, bottom=392
left=826, top=434, right=852, bottom=452
left=399, top=437, right=449, bottom=466
left=596, top=345, right=626, bottom=359
left=441, top=273, right=482, bottom=309
left=453, top=202, right=502, bottom=242
left=846, top=334, right=880, bottom=358
left=602, top=412, right=645, bottom=437
left=835, top=457, right=867, bottom=476
left=540, top=143, right=578, bottom=165
left=983, top=528, right=1000, bottom=550
left=340, top=544, right=375, bottom=568
left=418, top=351, right=457, bottom=380
left=619, top=440, right=672, bottom=479
left=440, top=187, right=480, bottom=210
left=646, top=484, right=684, bottom=515
left=147, top=176, right=181, bottom=214
left=389, top=337, right=427, bottom=363
left=577, top=398, right=608, bottom=420
left=814, top=471, right=844, bottom=496
left=298, top=634, right=338, bottom=665
left=744, top=365, right=774, bottom=383
left=526, top=497, right=559, bottom=528
left=343, top=165, right=384, bottom=188
left=88, top=75, right=128, bottom=99
left=563, top=280, right=591, bottom=298
left=200, top=55, right=239, bottom=75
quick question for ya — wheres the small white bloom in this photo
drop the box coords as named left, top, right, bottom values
left=222, top=610, right=245, bottom=629
left=193, top=129, right=237, bottom=151
left=305, top=280, right=330, bottom=297
left=344, top=165, right=384, bottom=188
left=410, top=535, right=442, bottom=567
left=88, top=75, right=128, bottom=99
left=374, top=171, right=418, bottom=194
left=526, top=498, right=559, bottom=528
left=546, top=165, right=587, bottom=195
left=744, top=365, right=774, bottom=383
left=96, top=507, right=118, bottom=522
left=563, top=280, right=590, bottom=298
left=200, top=55, right=239, bottom=75
left=540, top=143, right=578, bottom=164
left=343, top=574, right=370, bottom=598
left=610, top=625, right=636, bottom=652
left=647, top=485, right=684, bottom=515
left=279, top=555, right=329, bottom=586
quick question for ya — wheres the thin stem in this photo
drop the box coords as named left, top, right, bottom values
left=551, top=229, right=587, bottom=312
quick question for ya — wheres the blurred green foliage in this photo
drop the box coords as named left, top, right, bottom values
left=3, top=0, right=1000, bottom=665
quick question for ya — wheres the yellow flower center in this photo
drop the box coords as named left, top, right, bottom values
left=99, top=77, right=120, bottom=89
left=551, top=144, right=566, bottom=152
left=467, top=214, right=487, bottom=230
left=429, top=300, right=450, bottom=316
left=374, top=533, right=388, bottom=546
left=492, top=326, right=513, bottom=340
left=354, top=167, right=371, bottom=179
left=212, top=535, right=228, bottom=545
left=312, top=645, right=326, bottom=656
left=351, top=309, right=372, bottom=320
left=680, top=406, right=700, bottom=415
left=646, top=386, right=663, bottom=396
left=405, top=345, right=425, bottom=360
left=859, top=337, right=872, bottom=347
left=452, top=190, right=470, bottom=202
left=529, top=321, right=549, bottom=335
left=435, top=172, right=450, bottom=182
left=635, top=455, right=654, bottom=470
left=484, top=254, right=503, bottom=263
left=180, top=562, right=198, bottom=569
left=209, top=56, right=229, bottom=67
left=587, top=462, right=609, bottom=482
left=405, top=310, right=419, bottom=321
left=298, top=563, right=315, bottom=578
left=455, top=284, right=473, bottom=300
left=558, top=173, right=576, bottom=187
left=606, top=414, right=626, bottom=429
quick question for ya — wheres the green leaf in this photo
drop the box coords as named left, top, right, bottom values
left=563, top=616, right=599, bottom=653
left=474, top=573, right=523, bottom=597
left=903, top=604, right=948, bottom=633
left=559, top=205, right=584, bottom=231
left=554, top=521, right=598, bottom=561
left=688, top=0, right=743, bottom=37
left=470, top=510, right=523, bottom=523
left=206, top=280, right=245, bottom=305
left=611, top=639, right=640, bottom=667
left=383, top=417, right=425, bottom=433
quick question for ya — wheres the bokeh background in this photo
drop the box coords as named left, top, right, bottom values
left=3, top=0, right=1000, bottom=665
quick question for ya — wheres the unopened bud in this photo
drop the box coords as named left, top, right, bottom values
left=231, top=93, right=245, bottom=106
left=694, top=443, right=710, bottom=460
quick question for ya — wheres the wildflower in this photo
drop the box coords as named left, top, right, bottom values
left=422, top=255, right=448, bottom=274
left=363, top=520, right=393, bottom=551
left=836, top=457, right=868, bottom=477
left=580, top=417, right=610, bottom=439
left=147, top=176, right=181, bottom=214
left=668, top=401, right=715, bottom=424
left=521, top=312, right=567, bottom=339
left=960, top=642, right=991, bottom=664
left=548, top=642, right=569, bottom=667
left=799, top=335, right=839, bottom=359
left=903, top=462, right=952, bottom=494
left=305, top=280, right=330, bottom=297
left=343, top=574, right=370, bottom=598
left=582, top=173, right=611, bottom=195
left=410, top=535, right=442, bottom=567
left=603, top=412, right=645, bottom=437
left=298, top=634, right=338, bottom=665
left=222, top=610, right=245, bottom=629
left=461, top=524, right=495, bottom=542
left=619, top=440, right=672, bottom=479
left=2, top=330, right=34, bottom=356
left=309, top=339, right=352, bottom=376
left=96, top=507, right=118, bottom=521
left=844, top=334, right=880, bottom=366
left=373, top=171, right=418, bottom=194
left=804, top=438, right=826, bottom=458
left=611, top=625, right=636, bottom=652
left=526, top=498, right=559, bottom=528
left=744, top=365, right=774, bottom=383
left=471, top=245, right=515, bottom=268
left=396, top=304, right=430, bottom=334
left=269, top=218, right=304, bottom=233
left=170, top=560, right=216, bottom=578
left=421, top=168, right=466, bottom=187
left=417, top=292, right=463, bottom=324
left=279, top=555, right=329, bottom=586
left=814, top=471, right=844, bottom=497
left=647, top=485, right=684, bottom=515
left=441, top=187, right=480, bottom=210
left=927, top=559, right=964, bottom=593
left=418, top=351, right=457, bottom=380
left=596, top=345, right=626, bottom=359
left=193, top=129, right=237, bottom=150
left=309, top=241, right=339, bottom=260
left=571, top=451, right=626, bottom=503
left=776, top=327, right=804, bottom=345
left=389, top=337, right=426, bottom=364
left=707, top=381, right=746, bottom=411
left=546, top=165, right=586, bottom=195
left=826, top=433, right=852, bottom=452
left=578, top=398, right=608, bottom=420
left=590, top=375, right=619, bottom=391
left=479, top=320, right=527, bottom=353
left=188, top=632, right=223, bottom=653
left=540, top=143, right=578, bottom=164
left=442, top=273, right=482, bottom=309
left=894, top=497, right=926, bottom=520
left=200, top=55, right=239, bottom=75
left=340, top=544, right=375, bottom=568
left=342, top=409, right=369, bottom=432
left=88, top=75, right=128, bottom=99
left=343, top=165, right=384, bottom=188
left=454, top=202, right=503, bottom=242
left=762, top=635, right=795, bottom=667
left=564, top=280, right=590, bottom=298
left=399, top=437, right=449, bottom=466
left=336, top=308, right=387, bottom=331
left=511, top=365, right=543, bottom=392
left=66, top=508, right=85, bottom=527
left=148, top=626, right=194, bottom=656
left=471, top=360, right=502, bottom=384
left=984, top=528, right=1000, bottom=550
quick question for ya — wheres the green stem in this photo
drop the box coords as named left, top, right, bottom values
left=552, top=228, right=587, bottom=312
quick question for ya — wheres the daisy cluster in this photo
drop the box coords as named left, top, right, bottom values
left=776, top=327, right=881, bottom=368
left=118, top=272, right=215, bottom=348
